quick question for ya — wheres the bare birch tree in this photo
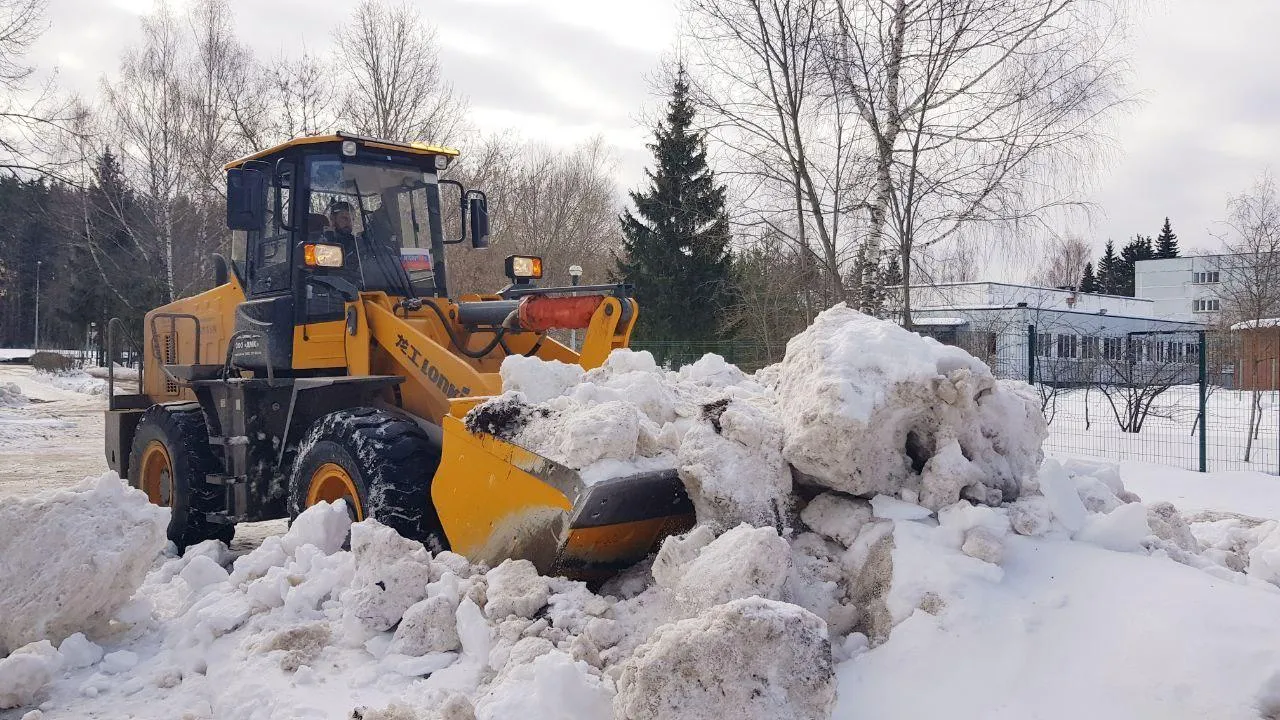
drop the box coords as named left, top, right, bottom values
left=0, top=0, right=87, bottom=179
left=681, top=0, right=867, bottom=308
left=267, top=49, right=336, bottom=143
left=1032, top=235, right=1091, bottom=288
left=101, top=4, right=189, bottom=301
left=826, top=0, right=1131, bottom=326
left=333, top=0, right=466, bottom=144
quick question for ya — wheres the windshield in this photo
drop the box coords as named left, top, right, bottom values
left=307, top=155, right=443, bottom=296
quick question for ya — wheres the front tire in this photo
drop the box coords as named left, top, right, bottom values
left=128, top=404, right=233, bottom=549
left=288, top=407, right=446, bottom=550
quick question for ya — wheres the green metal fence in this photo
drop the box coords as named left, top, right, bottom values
left=941, top=325, right=1280, bottom=475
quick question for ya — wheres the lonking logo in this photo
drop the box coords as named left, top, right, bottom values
left=394, top=334, right=471, bottom=398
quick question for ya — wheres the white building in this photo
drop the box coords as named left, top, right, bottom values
left=1134, top=256, right=1224, bottom=322
left=897, top=281, right=1204, bottom=382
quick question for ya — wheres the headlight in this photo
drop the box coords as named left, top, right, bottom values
left=304, top=243, right=344, bottom=268
left=505, top=255, right=543, bottom=281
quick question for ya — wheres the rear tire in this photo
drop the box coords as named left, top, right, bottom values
left=127, top=404, right=234, bottom=550
left=288, top=407, right=447, bottom=551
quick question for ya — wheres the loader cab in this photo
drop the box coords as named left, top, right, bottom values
left=223, top=134, right=490, bottom=375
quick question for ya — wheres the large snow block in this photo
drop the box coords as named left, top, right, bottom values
left=774, top=306, right=1046, bottom=509
left=614, top=597, right=834, bottom=720
left=0, top=474, right=167, bottom=655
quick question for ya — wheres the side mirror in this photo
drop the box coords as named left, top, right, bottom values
left=469, top=194, right=490, bottom=249
left=226, top=168, right=266, bottom=230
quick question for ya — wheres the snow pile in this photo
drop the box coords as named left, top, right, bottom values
left=774, top=305, right=1046, bottom=509
left=34, top=370, right=108, bottom=395
left=468, top=350, right=791, bottom=528
left=0, top=381, right=26, bottom=406
left=0, top=473, right=167, bottom=655
left=469, top=305, right=1045, bottom=533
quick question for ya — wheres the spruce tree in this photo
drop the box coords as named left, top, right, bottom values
left=1155, top=217, right=1179, bottom=259
left=1097, top=240, right=1120, bottom=294
left=617, top=65, right=732, bottom=342
left=1116, top=235, right=1155, bottom=296
left=1080, top=262, right=1098, bottom=293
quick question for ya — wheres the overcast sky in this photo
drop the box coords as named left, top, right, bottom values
left=27, top=0, right=1280, bottom=264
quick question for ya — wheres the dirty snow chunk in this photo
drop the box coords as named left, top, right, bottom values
left=475, top=651, right=614, bottom=720
left=1037, top=460, right=1087, bottom=533
left=1007, top=496, right=1054, bottom=537
left=1146, top=502, right=1198, bottom=552
left=801, top=493, right=873, bottom=547
left=677, top=397, right=791, bottom=530
left=57, top=633, right=103, bottom=669
left=773, top=305, right=1045, bottom=508
left=485, top=559, right=550, bottom=619
left=391, top=596, right=461, bottom=655
left=180, top=554, right=230, bottom=591
left=500, top=355, right=584, bottom=403
left=961, top=527, right=1004, bottom=565
left=0, top=473, right=167, bottom=655
left=871, top=494, right=932, bottom=521
left=281, top=499, right=352, bottom=556
left=615, top=597, right=834, bottom=720
left=1077, top=503, right=1152, bottom=552
left=0, top=641, right=60, bottom=709
left=653, top=524, right=790, bottom=613
left=341, top=520, right=434, bottom=634
left=100, top=649, right=138, bottom=674
left=260, top=623, right=332, bottom=672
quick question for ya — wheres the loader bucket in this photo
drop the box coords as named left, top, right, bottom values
left=432, top=412, right=695, bottom=581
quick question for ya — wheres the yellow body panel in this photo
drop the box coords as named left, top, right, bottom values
left=141, top=275, right=245, bottom=400
left=293, top=320, right=347, bottom=369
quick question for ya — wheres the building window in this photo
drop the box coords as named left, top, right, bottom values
left=1056, top=334, right=1078, bottom=359
left=1103, top=337, right=1122, bottom=361
left=1081, top=336, right=1100, bottom=360
left=1036, top=332, right=1052, bottom=358
left=1193, top=271, right=1220, bottom=284
left=1193, top=298, right=1220, bottom=312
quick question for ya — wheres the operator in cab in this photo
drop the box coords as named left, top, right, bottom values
left=325, top=200, right=357, bottom=246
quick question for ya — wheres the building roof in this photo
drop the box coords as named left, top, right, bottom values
left=224, top=133, right=460, bottom=170
left=1230, top=318, right=1280, bottom=331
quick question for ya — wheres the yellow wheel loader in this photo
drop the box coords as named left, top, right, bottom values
left=104, top=133, right=693, bottom=580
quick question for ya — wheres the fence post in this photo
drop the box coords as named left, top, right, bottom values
left=1027, top=325, right=1036, bottom=385
left=1198, top=330, right=1207, bottom=473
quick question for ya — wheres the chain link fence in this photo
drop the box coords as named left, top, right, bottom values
left=952, top=325, right=1279, bottom=474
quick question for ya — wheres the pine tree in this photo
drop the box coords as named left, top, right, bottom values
left=1113, top=235, right=1155, bottom=296
left=1080, top=261, right=1098, bottom=293
left=617, top=65, right=732, bottom=342
left=1155, top=217, right=1179, bottom=259
left=1097, top=240, right=1120, bottom=294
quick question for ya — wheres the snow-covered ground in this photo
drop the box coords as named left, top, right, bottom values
left=4, top=308, right=1280, bottom=719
